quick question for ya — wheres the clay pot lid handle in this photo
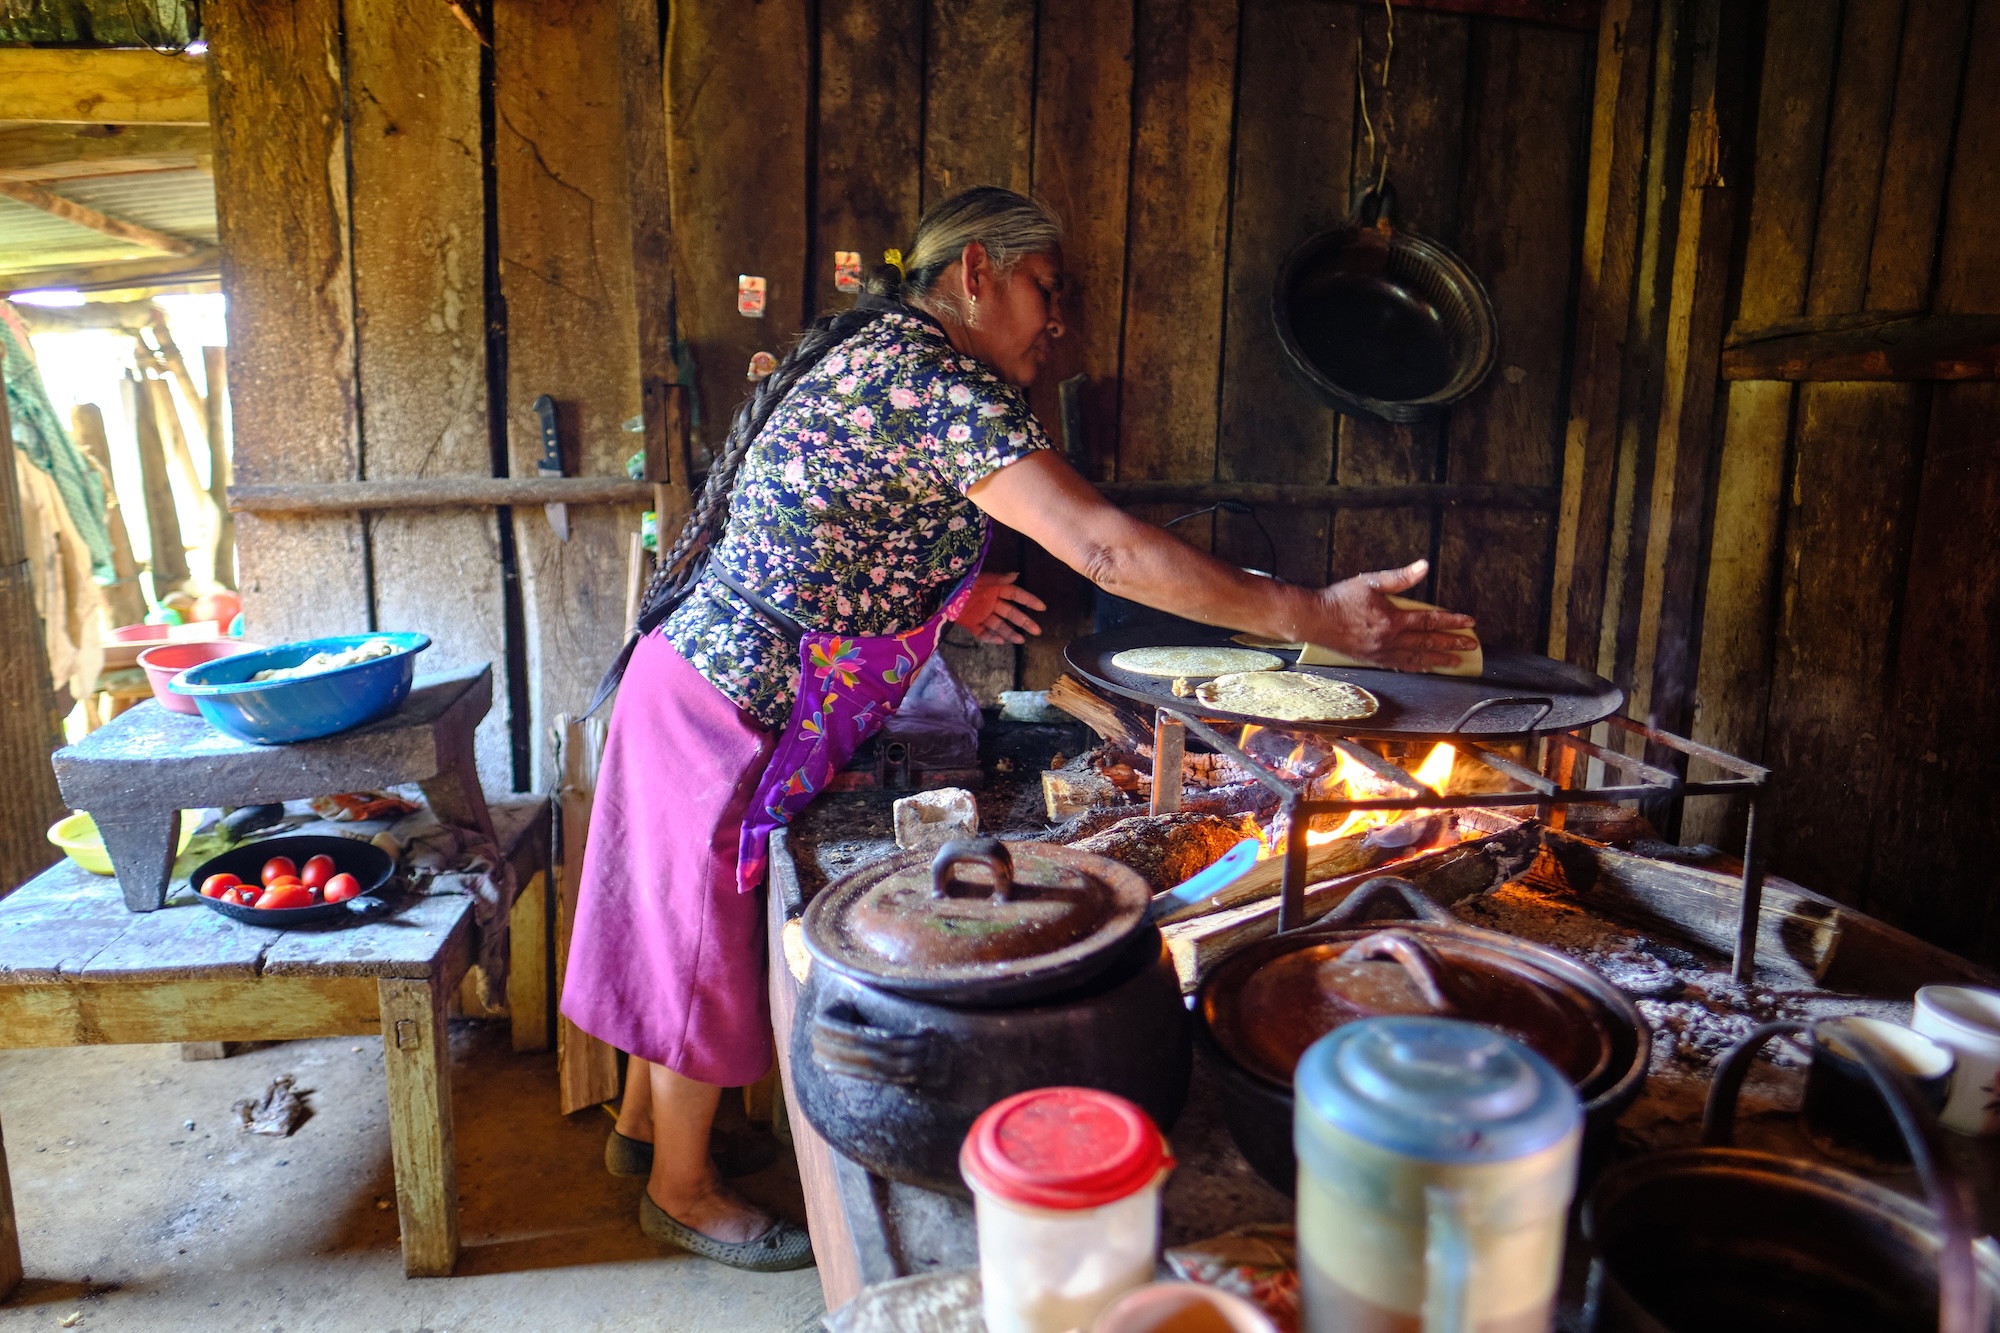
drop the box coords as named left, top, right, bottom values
left=930, top=837, right=1015, bottom=905
left=1336, top=929, right=1458, bottom=1013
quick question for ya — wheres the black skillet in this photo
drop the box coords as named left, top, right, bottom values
left=1065, top=624, right=1624, bottom=740
left=187, top=835, right=396, bottom=925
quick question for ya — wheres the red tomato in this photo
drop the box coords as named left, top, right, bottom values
left=267, top=874, right=304, bottom=889
left=261, top=856, right=298, bottom=886
left=255, top=884, right=314, bottom=911
left=300, top=854, right=337, bottom=890
left=200, top=873, right=241, bottom=899
left=222, top=885, right=258, bottom=906
left=323, top=873, right=361, bottom=903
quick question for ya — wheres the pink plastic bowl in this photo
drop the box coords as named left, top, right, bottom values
left=138, top=639, right=260, bottom=714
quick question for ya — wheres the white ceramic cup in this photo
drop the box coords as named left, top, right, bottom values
left=1911, top=985, right=2000, bottom=1135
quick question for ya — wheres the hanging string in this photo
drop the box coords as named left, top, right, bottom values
left=1356, top=0, right=1397, bottom=195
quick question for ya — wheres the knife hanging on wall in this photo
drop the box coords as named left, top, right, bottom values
left=533, top=393, right=570, bottom=541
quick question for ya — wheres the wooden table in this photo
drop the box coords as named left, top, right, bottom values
left=0, top=859, right=479, bottom=1293
left=52, top=666, right=496, bottom=912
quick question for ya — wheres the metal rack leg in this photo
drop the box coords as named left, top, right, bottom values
left=1280, top=798, right=1308, bottom=933
left=1732, top=796, right=1767, bottom=983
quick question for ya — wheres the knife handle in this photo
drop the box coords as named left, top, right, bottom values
left=533, top=394, right=563, bottom=475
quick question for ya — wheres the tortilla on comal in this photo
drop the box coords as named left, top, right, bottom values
left=1195, top=670, right=1380, bottom=722
left=1110, top=646, right=1283, bottom=678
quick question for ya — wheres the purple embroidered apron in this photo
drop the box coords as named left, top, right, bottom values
left=734, top=529, right=990, bottom=891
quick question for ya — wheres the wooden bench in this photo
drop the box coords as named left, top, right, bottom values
left=0, top=858, right=483, bottom=1291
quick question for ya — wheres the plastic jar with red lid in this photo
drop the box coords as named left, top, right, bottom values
left=960, top=1086, right=1175, bottom=1333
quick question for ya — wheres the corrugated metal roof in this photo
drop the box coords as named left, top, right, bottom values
left=0, top=165, right=214, bottom=275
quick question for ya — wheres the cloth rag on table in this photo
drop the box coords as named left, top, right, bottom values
left=561, top=633, right=778, bottom=1086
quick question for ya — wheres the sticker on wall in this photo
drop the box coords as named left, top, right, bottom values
left=747, top=351, right=778, bottom=381
left=737, top=275, right=767, bottom=318
left=833, top=251, right=863, bottom=293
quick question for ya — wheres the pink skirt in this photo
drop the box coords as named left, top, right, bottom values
left=560, top=633, right=779, bottom=1086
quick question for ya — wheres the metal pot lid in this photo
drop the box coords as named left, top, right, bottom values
left=803, top=837, right=1154, bottom=1000
left=1204, top=925, right=1614, bottom=1093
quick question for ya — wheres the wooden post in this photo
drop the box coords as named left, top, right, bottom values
left=507, top=870, right=551, bottom=1053
left=0, top=390, right=67, bottom=897
left=201, top=347, right=234, bottom=589
left=554, top=714, right=620, bottom=1113
left=124, top=369, right=189, bottom=593
left=69, top=403, right=147, bottom=627
left=207, top=0, right=371, bottom=644
left=0, top=1111, right=20, bottom=1301
left=145, top=369, right=216, bottom=559
left=378, top=975, right=459, bottom=1277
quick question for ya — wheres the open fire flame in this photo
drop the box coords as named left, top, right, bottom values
left=1304, top=741, right=1458, bottom=844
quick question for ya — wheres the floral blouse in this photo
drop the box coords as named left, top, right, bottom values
left=665, top=309, right=1051, bottom=728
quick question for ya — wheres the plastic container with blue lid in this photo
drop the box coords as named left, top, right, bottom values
left=1295, top=1017, right=1580, bottom=1333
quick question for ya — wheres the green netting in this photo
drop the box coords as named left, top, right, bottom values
left=2, top=314, right=116, bottom=582
left=0, top=0, right=199, bottom=48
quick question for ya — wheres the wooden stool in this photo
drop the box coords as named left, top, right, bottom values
left=0, top=860, right=477, bottom=1285
left=51, top=667, right=496, bottom=913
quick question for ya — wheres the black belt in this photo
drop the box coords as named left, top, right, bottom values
left=706, top=563, right=807, bottom=646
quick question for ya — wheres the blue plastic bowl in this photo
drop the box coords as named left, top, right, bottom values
left=169, top=632, right=431, bottom=744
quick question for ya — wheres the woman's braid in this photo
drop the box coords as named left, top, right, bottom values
left=635, top=303, right=886, bottom=622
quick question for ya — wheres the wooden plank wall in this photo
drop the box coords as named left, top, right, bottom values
left=668, top=0, right=1598, bottom=692
left=1647, top=0, right=2000, bottom=966
left=210, top=0, right=670, bottom=795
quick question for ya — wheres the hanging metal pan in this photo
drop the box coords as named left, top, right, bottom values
left=1273, top=184, right=1498, bottom=423
left=1064, top=624, right=1624, bottom=740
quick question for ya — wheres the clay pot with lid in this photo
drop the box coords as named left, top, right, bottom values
left=1196, top=875, right=1649, bottom=1194
left=792, top=838, right=1192, bottom=1193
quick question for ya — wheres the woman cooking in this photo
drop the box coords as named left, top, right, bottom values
left=562, top=187, right=1476, bottom=1270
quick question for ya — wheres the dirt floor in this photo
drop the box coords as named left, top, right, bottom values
left=0, top=1023, right=824, bottom=1332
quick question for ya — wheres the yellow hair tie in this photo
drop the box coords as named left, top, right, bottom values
left=883, top=248, right=905, bottom=277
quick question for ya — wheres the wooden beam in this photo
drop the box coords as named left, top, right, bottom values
left=229, top=478, right=654, bottom=515
left=0, top=122, right=210, bottom=182
left=0, top=248, right=220, bottom=295
left=0, top=178, right=199, bottom=256
left=1721, top=313, right=2000, bottom=381
left=1095, top=480, right=1558, bottom=510
left=0, top=975, right=381, bottom=1047
left=0, top=50, right=209, bottom=125
left=124, top=369, right=191, bottom=590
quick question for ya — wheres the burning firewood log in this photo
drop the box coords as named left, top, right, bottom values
left=1065, top=812, right=1262, bottom=894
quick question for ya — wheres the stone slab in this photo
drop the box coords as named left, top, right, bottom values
left=50, top=665, right=491, bottom=810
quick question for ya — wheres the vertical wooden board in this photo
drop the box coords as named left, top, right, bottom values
left=1763, top=382, right=1927, bottom=905
left=124, top=371, right=190, bottom=591
left=1333, top=8, right=1469, bottom=587
left=1116, top=0, right=1239, bottom=484
left=1865, top=0, right=1974, bottom=312
left=923, top=0, right=1036, bottom=209
left=206, top=0, right=370, bottom=642
left=1682, top=379, right=1789, bottom=846
left=346, top=0, right=511, bottom=796
left=666, top=0, right=810, bottom=462
left=1803, top=0, right=1903, bottom=317
left=0, top=1113, right=18, bottom=1301
left=496, top=0, right=649, bottom=790
left=1549, top=0, right=1656, bottom=666
left=818, top=0, right=924, bottom=316
left=1869, top=0, right=2000, bottom=955
left=1214, top=0, right=1356, bottom=587
left=1681, top=0, right=1839, bottom=792
left=1435, top=21, right=1591, bottom=651
left=1022, top=0, right=1134, bottom=688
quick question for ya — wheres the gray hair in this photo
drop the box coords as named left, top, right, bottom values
left=884, top=187, right=1063, bottom=318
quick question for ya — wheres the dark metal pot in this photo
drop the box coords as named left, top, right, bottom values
left=1196, top=876, right=1649, bottom=1195
left=1583, top=1020, right=1995, bottom=1333
left=791, top=838, right=1193, bottom=1193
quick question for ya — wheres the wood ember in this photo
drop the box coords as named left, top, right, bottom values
left=232, top=1074, right=309, bottom=1137
left=1069, top=812, right=1261, bottom=893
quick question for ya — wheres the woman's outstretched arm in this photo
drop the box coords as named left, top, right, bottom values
left=968, top=451, right=1476, bottom=672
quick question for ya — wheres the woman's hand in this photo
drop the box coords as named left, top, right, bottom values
left=952, top=570, right=1047, bottom=645
left=1303, top=559, right=1478, bottom=671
